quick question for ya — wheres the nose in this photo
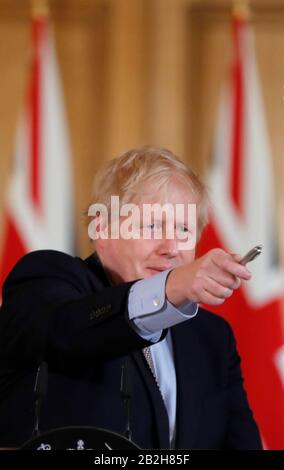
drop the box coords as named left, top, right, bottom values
left=156, top=236, right=179, bottom=258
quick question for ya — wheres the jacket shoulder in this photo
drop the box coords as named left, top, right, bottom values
left=6, top=249, right=84, bottom=275
left=2, top=250, right=91, bottom=296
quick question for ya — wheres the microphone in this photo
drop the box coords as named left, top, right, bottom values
left=33, top=361, right=48, bottom=437
left=120, top=359, right=132, bottom=441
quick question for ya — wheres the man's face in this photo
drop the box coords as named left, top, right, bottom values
left=95, top=178, right=197, bottom=284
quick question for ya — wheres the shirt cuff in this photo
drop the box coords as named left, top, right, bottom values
left=128, top=269, right=198, bottom=340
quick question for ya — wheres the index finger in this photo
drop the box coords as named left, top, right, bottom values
left=222, top=256, right=251, bottom=280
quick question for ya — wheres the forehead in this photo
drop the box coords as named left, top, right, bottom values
left=132, top=177, right=197, bottom=206
left=125, top=178, right=197, bottom=226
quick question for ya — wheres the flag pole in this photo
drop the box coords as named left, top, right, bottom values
left=31, top=0, right=49, bottom=18
left=233, top=0, right=250, bottom=19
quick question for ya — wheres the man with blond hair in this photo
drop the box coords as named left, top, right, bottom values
left=0, top=146, right=261, bottom=449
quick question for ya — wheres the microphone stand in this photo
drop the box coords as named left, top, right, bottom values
left=120, top=359, right=132, bottom=441
left=33, top=361, right=48, bottom=437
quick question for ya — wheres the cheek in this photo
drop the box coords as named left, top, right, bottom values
left=129, top=239, right=155, bottom=259
left=180, top=249, right=196, bottom=264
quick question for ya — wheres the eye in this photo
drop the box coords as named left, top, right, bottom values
left=177, top=225, right=189, bottom=233
left=144, top=221, right=162, bottom=230
left=140, top=223, right=155, bottom=231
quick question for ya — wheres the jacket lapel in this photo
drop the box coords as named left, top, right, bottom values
left=131, top=351, right=170, bottom=449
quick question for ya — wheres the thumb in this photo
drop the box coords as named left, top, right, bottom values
left=230, top=253, right=243, bottom=263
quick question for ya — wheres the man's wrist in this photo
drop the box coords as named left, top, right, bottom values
left=165, top=268, right=187, bottom=307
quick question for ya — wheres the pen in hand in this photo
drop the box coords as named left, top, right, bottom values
left=239, top=245, right=262, bottom=265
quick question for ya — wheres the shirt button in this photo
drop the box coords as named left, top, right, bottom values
left=153, top=297, right=160, bottom=307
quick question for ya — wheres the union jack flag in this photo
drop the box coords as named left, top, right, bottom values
left=198, top=8, right=284, bottom=449
left=0, top=9, right=74, bottom=293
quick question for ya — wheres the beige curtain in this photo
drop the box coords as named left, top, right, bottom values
left=0, top=0, right=283, bottom=260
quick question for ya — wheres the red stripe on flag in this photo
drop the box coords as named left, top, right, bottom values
left=230, top=18, right=244, bottom=215
left=0, top=215, right=27, bottom=293
left=28, top=18, right=45, bottom=211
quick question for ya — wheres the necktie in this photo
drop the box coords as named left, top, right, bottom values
left=143, top=344, right=176, bottom=448
left=142, top=346, right=165, bottom=403
left=143, top=346, right=156, bottom=377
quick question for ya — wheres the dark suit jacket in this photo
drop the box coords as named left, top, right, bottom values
left=0, top=250, right=262, bottom=449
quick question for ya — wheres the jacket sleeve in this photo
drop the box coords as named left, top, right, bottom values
left=0, top=250, right=158, bottom=370
left=224, top=320, right=262, bottom=449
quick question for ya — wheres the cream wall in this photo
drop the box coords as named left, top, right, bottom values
left=0, top=0, right=283, bottom=259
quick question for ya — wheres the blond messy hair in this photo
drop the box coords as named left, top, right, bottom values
left=88, top=145, right=210, bottom=239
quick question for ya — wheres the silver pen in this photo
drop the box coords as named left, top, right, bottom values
left=240, top=245, right=262, bottom=265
